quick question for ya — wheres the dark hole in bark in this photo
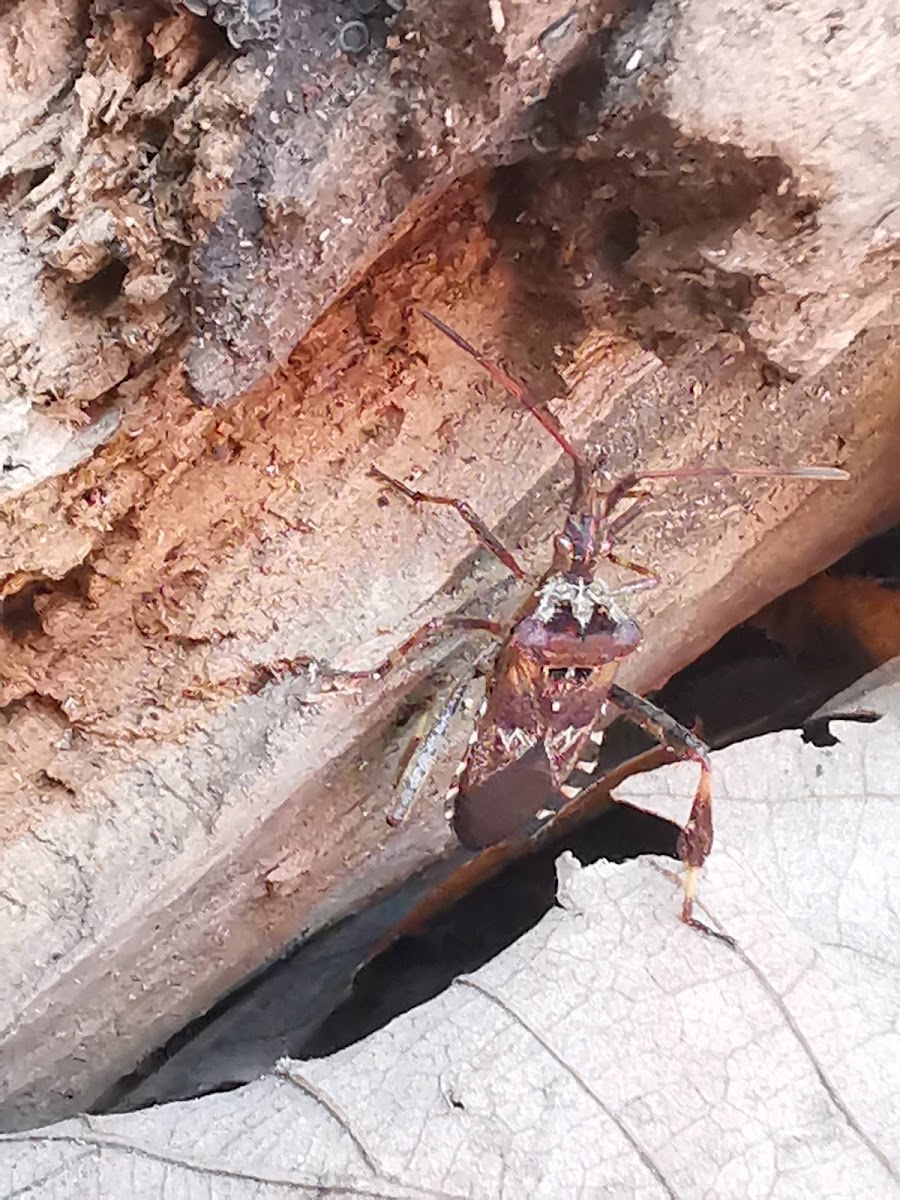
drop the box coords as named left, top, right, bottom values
left=0, top=564, right=93, bottom=643
left=0, top=582, right=47, bottom=641
left=142, top=117, right=171, bottom=153
left=28, top=165, right=54, bottom=190
left=71, top=258, right=129, bottom=312
left=598, top=207, right=641, bottom=266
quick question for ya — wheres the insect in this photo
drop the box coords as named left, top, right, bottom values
left=358, top=309, right=848, bottom=933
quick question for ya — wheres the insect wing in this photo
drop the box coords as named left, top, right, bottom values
left=539, top=659, right=618, bottom=783
left=450, top=653, right=616, bottom=848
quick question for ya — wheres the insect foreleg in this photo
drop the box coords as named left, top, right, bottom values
left=371, top=467, right=527, bottom=579
left=608, top=683, right=718, bottom=938
left=606, top=551, right=661, bottom=593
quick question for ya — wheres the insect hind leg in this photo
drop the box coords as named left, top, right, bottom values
left=608, top=683, right=727, bottom=942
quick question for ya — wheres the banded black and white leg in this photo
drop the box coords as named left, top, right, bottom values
left=387, top=643, right=503, bottom=828
left=387, top=682, right=471, bottom=827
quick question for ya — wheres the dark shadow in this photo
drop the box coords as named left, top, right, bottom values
left=70, top=259, right=129, bottom=314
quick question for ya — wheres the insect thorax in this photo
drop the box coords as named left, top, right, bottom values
left=532, top=573, right=634, bottom=633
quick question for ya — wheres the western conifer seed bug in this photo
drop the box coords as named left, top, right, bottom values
left=359, top=309, right=848, bottom=935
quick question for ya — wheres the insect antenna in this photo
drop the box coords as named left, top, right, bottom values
left=593, top=460, right=849, bottom=588
left=633, top=463, right=849, bottom=484
left=601, top=462, right=849, bottom=525
left=417, top=307, right=586, bottom=468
